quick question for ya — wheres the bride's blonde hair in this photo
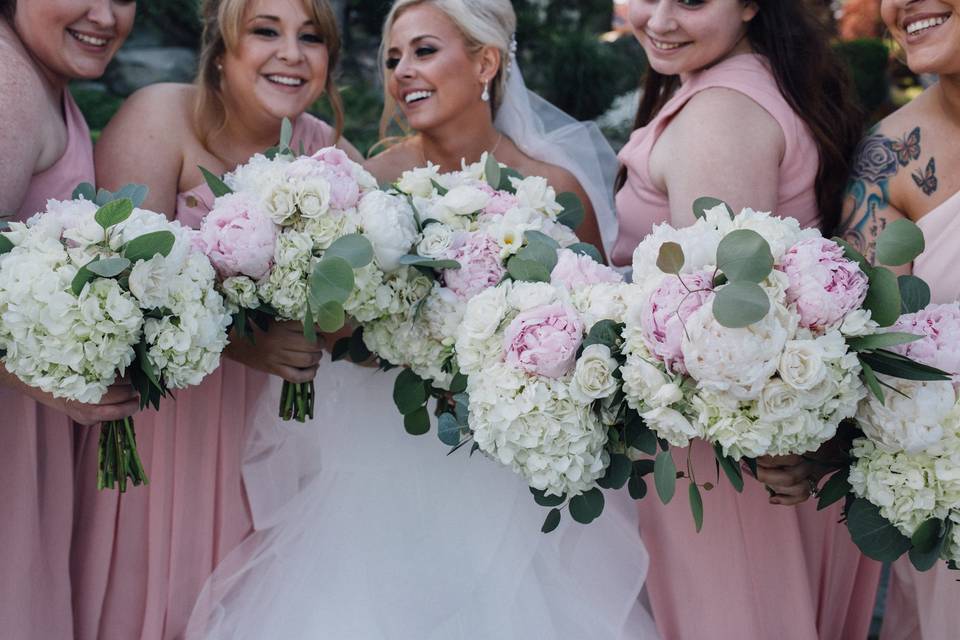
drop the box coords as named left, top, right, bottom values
left=194, top=0, right=344, bottom=147
left=377, top=0, right=515, bottom=140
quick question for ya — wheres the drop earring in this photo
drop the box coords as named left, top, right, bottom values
left=481, top=81, right=490, bottom=103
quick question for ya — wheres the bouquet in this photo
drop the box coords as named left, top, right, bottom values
left=0, top=185, right=231, bottom=491
left=347, top=153, right=596, bottom=436
left=817, top=302, right=960, bottom=572
left=196, top=120, right=418, bottom=421
left=615, top=198, right=947, bottom=529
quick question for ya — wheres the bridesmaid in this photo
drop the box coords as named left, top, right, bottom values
left=838, top=1, right=960, bottom=637
left=613, top=1, right=878, bottom=638
left=0, top=1, right=136, bottom=637
left=70, top=1, right=359, bottom=638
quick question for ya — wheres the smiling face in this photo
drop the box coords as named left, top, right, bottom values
left=13, top=0, right=135, bottom=81
left=881, top=0, right=960, bottom=75
left=384, top=3, right=495, bottom=133
left=221, top=0, right=329, bottom=126
left=628, top=0, right=758, bottom=77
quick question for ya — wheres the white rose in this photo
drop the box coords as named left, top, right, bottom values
left=417, top=223, right=454, bottom=259
left=296, top=178, right=332, bottom=219
left=397, top=164, right=440, bottom=198
left=265, top=182, right=298, bottom=224
left=641, top=407, right=699, bottom=448
left=570, top=344, right=619, bottom=403
left=358, top=191, right=418, bottom=272
left=438, top=185, right=490, bottom=216
left=779, top=339, right=827, bottom=391
left=128, top=255, right=171, bottom=309
left=758, top=378, right=803, bottom=420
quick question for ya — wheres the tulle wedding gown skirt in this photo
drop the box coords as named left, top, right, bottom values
left=186, top=360, right=658, bottom=639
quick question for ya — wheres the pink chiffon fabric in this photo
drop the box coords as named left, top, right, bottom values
left=0, top=91, right=93, bottom=640
left=70, top=114, right=334, bottom=640
left=879, top=187, right=960, bottom=640
left=612, top=54, right=882, bottom=639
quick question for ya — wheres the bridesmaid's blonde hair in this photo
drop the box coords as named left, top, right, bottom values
left=194, top=0, right=344, bottom=147
left=377, top=0, right=515, bottom=140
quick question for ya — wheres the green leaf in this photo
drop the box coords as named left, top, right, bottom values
left=86, top=257, right=131, bottom=278
left=398, top=254, right=461, bottom=270
left=524, top=230, right=561, bottom=250
left=859, top=359, right=885, bottom=403
left=845, top=498, right=912, bottom=562
left=484, top=153, right=501, bottom=190
left=605, top=454, right=632, bottom=490
left=656, top=241, right=685, bottom=274
left=833, top=237, right=871, bottom=273
left=71, top=263, right=96, bottom=295
left=122, top=230, right=175, bottom=262
left=716, top=229, right=774, bottom=283
left=556, top=192, right=585, bottom=230
left=531, top=487, right=565, bottom=508
left=909, top=519, right=948, bottom=572
left=331, top=337, right=350, bottom=361
left=713, top=443, right=744, bottom=492
left=199, top=166, right=233, bottom=197
left=312, top=301, right=345, bottom=333
left=517, top=238, right=559, bottom=273
left=302, top=305, right=317, bottom=343
left=506, top=256, right=552, bottom=283
left=628, top=474, right=648, bottom=500
left=876, top=218, right=925, bottom=267
left=817, top=468, right=852, bottom=511
left=393, top=368, right=428, bottom=415
left=113, top=183, right=149, bottom=208
left=693, top=196, right=732, bottom=220
left=0, top=235, right=13, bottom=255
left=582, top=319, right=623, bottom=350
left=72, top=182, right=97, bottom=201
left=437, top=412, right=462, bottom=446
left=279, top=117, right=293, bottom=151
left=569, top=488, right=605, bottom=524
left=848, top=332, right=923, bottom=352
left=863, top=266, right=902, bottom=327
left=349, top=328, right=371, bottom=363
left=654, top=451, right=677, bottom=504
left=325, top=234, right=374, bottom=269
left=498, top=167, right=524, bottom=192
left=403, top=406, right=431, bottom=436
left=429, top=179, right=449, bottom=196
left=568, top=242, right=603, bottom=264
left=627, top=417, right=658, bottom=455
left=689, top=483, right=704, bottom=532
left=712, top=281, right=770, bottom=328
left=94, top=199, right=133, bottom=230
left=541, top=508, right=562, bottom=533
left=860, top=350, right=951, bottom=381
left=309, top=256, right=355, bottom=306
left=899, top=275, right=931, bottom=314
left=449, top=372, right=468, bottom=394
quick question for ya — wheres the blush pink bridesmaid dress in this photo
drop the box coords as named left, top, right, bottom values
left=612, top=54, right=882, bottom=639
left=70, top=114, right=335, bottom=640
left=0, top=91, right=93, bottom=640
left=878, top=187, right=960, bottom=640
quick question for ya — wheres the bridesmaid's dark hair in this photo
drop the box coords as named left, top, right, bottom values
left=615, top=0, right=863, bottom=235
left=0, top=0, right=14, bottom=21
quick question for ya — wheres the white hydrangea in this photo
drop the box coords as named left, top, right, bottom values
left=569, top=282, right=633, bottom=328
left=858, top=377, right=957, bottom=454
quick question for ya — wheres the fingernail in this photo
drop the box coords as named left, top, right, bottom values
left=770, top=499, right=781, bottom=505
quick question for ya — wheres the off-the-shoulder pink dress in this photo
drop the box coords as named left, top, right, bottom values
left=70, top=114, right=335, bottom=640
left=612, top=54, right=882, bottom=639
left=878, top=188, right=960, bottom=639
left=0, top=91, right=93, bottom=640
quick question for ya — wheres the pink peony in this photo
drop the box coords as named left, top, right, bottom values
left=550, top=248, right=623, bottom=290
left=503, top=302, right=584, bottom=378
left=781, top=237, right=869, bottom=330
left=196, top=192, right=277, bottom=280
left=485, top=193, right=519, bottom=216
left=641, top=271, right=714, bottom=374
left=288, top=150, right=360, bottom=210
left=892, top=303, right=960, bottom=381
left=442, top=233, right=506, bottom=299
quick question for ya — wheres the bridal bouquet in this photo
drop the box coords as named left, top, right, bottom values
left=617, top=199, right=947, bottom=530
left=817, top=303, right=960, bottom=572
left=197, top=121, right=417, bottom=421
left=0, top=185, right=231, bottom=491
left=349, top=154, right=596, bottom=435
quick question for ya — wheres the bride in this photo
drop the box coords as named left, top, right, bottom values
left=186, top=1, right=656, bottom=637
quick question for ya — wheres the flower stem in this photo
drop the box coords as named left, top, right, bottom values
left=279, top=380, right=314, bottom=422
left=97, top=417, right=149, bottom=492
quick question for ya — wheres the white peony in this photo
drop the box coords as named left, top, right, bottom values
left=858, top=377, right=957, bottom=454
left=397, top=163, right=440, bottom=198
left=358, top=190, right=418, bottom=272
left=438, top=185, right=490, bottom=216
left=511, top=176, right=562, bottom=216
left=127, top=254, right=171, bottom=309
left=642, top=406, right=700, bottom=448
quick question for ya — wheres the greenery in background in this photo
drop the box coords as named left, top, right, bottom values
left=136, top=0, right=202, bottom=47
left=833, top=38, right=891, bottom=118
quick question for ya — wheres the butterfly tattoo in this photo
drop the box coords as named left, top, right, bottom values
left=912, top=157, right=938, bottom=196
left=891, top=127, right=921, bottom=166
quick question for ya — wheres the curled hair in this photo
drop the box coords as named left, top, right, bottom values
left=377, top=0, right=515, bottom=140
left=194, top=0, right=344, bottom=148
left=616, top=1, right=863, bottom=235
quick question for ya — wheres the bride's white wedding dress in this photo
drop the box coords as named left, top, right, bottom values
left=185, top=361, right=658, bottom=639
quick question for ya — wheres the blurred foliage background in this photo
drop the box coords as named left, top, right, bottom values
left=72, top=0, right=924, bottom=156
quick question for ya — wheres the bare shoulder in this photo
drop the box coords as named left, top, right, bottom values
left=364, top=139, right=420, bottom=185
left=0, top=38, right=49, bottom=130
left=515, top=156, right=581, bottom=194
left=96, top=83, right=194, bottom=163
left=674, top=87, right=783, bottom=146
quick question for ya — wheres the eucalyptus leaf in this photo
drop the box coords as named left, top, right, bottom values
left=429, top=179, right=449, bottom=196
left=325, top=234, right=374, bottom=269
left=689, top=483, right=704, bottom=532
left=516, top=239, right=559, bottom=272
left=693, top=196, right=732, bottom=220
left=507, top=256, right=552, bottom=283
left=309, top=256, right=355, bottom=306
left=437, top=412, right=462, bottom=446
left=404, top=406, right=431, bottom=436
left=71, top=264, right=96, bottom=295
left=531, top=487, right=565, bottom=508
left=94, top=199, right=134, bottom=230
left=279, top=117, right=293, bottom=151
left=556, top=192, right=585, bottom=230
left=449, top=372, right=468, bottom=394
left=716, top=229, right=774, bottom=283
left=899, top=275, right=931, bottom=314
left=909, top=519, right=947, bottom=572
left=86, top=257, right=131, bottom=278
left=605, top=454, right=632, bottom=490
left=484, top=153, right=501, bottom=190
left=72, top=182, right=97, bottom=201
left=393, top=368, right=428, bottom=415
left=863, top=266, right=902, bottom=327
left=312, top=301, right=345, bottom=333
left=95, top=188, right=114, bottom=206
left=833, top=237, right=871, bottom=273
left=569, top=488, right=605, bottom=524
left=114, top=183, right=149, bottom=208
left=846, top=497, right=912, bottom=562
left=628, top=474, right=648, bottom=500
left=122, top=230, right=175, bottom=262
left=349, top=328, right=372, bottom=363
left=626, top=415, right=658, bottom=455
left=712, top=281, right=770, bottom=328
left=847, top=332, right=923, bottom=352
left=876, top=218, right=925, bottom=267
left=0, top=235, right=12, bottom=255
left=654, top=451, right=677, bottom=504
left=331, top=337, right=350, bottom=361
left=568, top=242, right=603, bottom=264
left=497, top=167, right=524, bottom=192
left=398, top=254, right=461, bottom=270
left=582, top=319, right=623, bottom=350
left=817, top=468, right=852, bottom=511
left=541, top=508, right=562, bottom=533
left=656, top=241, right=685, bottom=274
left=199, top=166, right=233, bottom=197
left=524, top=230, right=560, bottom=250
left=714, top=444, right=744, bottom=493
